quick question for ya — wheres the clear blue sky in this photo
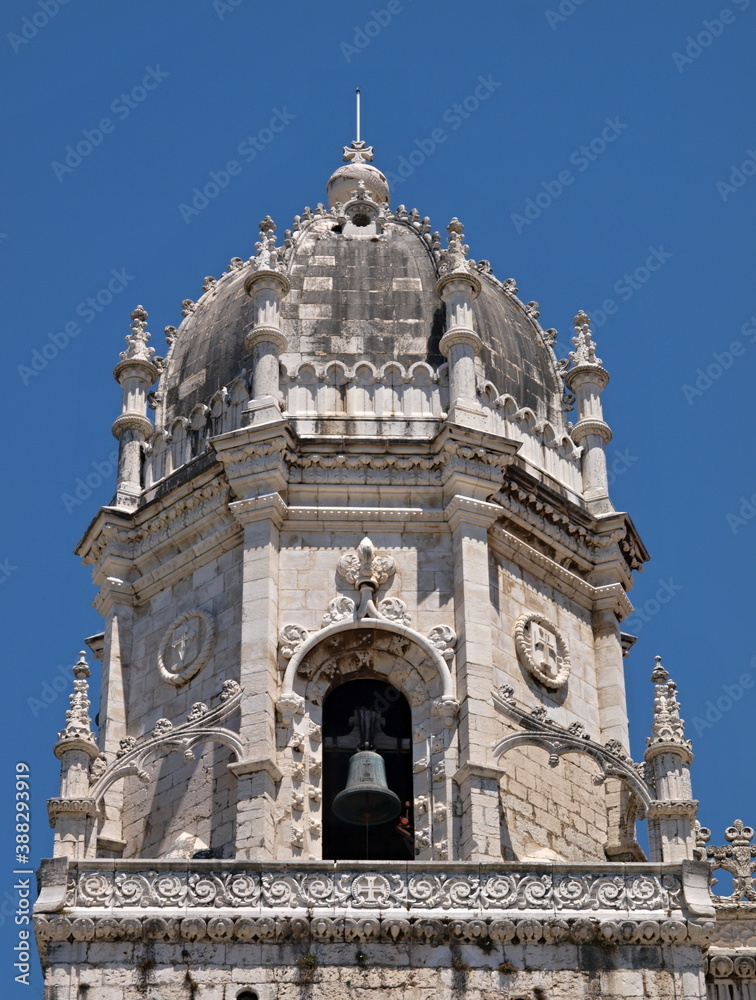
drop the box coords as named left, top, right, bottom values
left=2, top=1, right=755, bottom=990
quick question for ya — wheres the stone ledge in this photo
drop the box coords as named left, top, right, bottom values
left=33, top=912, right=715, bottom=948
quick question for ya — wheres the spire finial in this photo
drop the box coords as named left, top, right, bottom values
left=355, top=87, right=361, bottom=144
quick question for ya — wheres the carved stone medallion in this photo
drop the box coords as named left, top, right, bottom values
left=514, top=613, right=570, bottom=689
left=158, top=610, right=216, bottom=687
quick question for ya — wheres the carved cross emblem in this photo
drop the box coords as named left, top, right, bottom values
left=530, top=622, right=559, bottom=679
left=171, top=623, right=198, bottom=664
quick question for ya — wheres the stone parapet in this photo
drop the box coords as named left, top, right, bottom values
left=36, top=858, right=713, bottom=924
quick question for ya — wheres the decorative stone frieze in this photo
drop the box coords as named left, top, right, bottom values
left=52, top=861, right=687, bottom=913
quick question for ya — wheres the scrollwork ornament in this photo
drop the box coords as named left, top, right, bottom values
left=321, top=596, right=355, bottom=628
left=514, top=612, right=570, bottom=689
left=426, top=625, right=456, bottom=661
left=378, top=598, right=411, bottom=626
left=279, top=624, right=309, bottom=659
left=158, top=610, right=216, bottom=687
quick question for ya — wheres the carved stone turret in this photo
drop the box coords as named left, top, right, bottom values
left=563, top=310, right=613, bottom=514
left=644, top=656, right=697, bottom=862
left=112, top=306, right=159, bottom=508
left=243, top=217, right=291, bottom=425
left=49, top=652, right=99, bottom=859
left=436, top=219, right=483, bottom=428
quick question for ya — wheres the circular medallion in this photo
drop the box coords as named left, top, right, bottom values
left=514, top=613, right=570, bottom=689
left=158, top=610, right=216, bottom=687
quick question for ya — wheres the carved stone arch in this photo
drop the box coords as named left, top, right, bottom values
left=89, top=682, right=244, bottom=807
left=278, top=621, right=459, bottom=861
left=492, top=730, right=652, bottom=814
left=281, top=619, right=457, bottom=718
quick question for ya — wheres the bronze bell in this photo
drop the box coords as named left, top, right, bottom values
left=332, top=750, right=402, bottom=826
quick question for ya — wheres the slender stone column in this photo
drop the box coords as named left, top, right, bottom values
left=243, top=219, right=290, bottom=426
left=644, top=657, right=697, bottom=861
left=445, top=495, right=502, bottom=860
left=564, top=311, right=613, bottom=515
left=227, top=493, right=287, bottom=858
left=112, top=306, right=158, bottom=509
left=48, top=653, right=99, bottom=859
left=436, top=220, right=485, bottom=428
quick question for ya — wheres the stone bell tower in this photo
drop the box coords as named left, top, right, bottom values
left=34, top=136, right=756, bottom=1000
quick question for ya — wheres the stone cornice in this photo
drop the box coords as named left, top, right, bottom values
left=490, top=525, right=634, bottom=621
left=34, top=911, right=714, bottom=950
left=284, top=506, right=445, bottom=532
left=444, top=495, right=502, bottom=532
left=47, top=797, right=97, bottom=825
left=228, top=492, right=288, bottom=529
left=647, top=799, right=699, bottom=819
left=212, top=422, right=296, bottom=500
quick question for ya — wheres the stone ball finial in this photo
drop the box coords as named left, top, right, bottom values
left=650, top=655, right=668, bottom=684
left=327, top=142, right=389, bottom=208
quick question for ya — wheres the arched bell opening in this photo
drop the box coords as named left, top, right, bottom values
left=322, top=678, right=413, bottom=861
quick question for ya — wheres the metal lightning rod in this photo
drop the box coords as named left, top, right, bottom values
left=356, top=88, right=361, bottom=143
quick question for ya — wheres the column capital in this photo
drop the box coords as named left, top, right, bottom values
left=435, top=271, right=482, bottom=301
left=244, top=325, right=288, bottom=354
left=244, top=268, right=291, bottom=298
left=570, top=417, right=612, bottom=446
left=439, top=327, right=482, bottom=357
left=229, top=492, right=288, bottom=529
left=444, top=495, right=501, bottom=532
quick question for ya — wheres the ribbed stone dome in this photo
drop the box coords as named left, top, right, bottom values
left=156, top=204, right=565, bottom=432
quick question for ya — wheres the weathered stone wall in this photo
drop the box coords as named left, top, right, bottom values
left=500, top=745, right=608, bottom=862
left=40, top=940, right=707, bottom=1000
left=120, top=546, right=243, bottom=859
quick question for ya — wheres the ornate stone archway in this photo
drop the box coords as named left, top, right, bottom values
left=276, top=620, right=460, bottom=862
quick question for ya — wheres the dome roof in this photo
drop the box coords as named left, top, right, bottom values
left=156, top=212, right=565, bottom=432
